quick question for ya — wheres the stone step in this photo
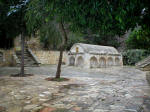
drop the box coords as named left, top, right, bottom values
left=15, top=46, right=39, bottom=67
left=136, top=55, right=150, bottom=68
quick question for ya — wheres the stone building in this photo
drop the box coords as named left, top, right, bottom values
left=67, top=43, right=123, bottom=68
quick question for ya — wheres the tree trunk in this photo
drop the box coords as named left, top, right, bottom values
left=55, top=20, right=68, bottom=79
left=55, top=47, right=64, bottom=78
left=20, top=31, right=25, bottom=77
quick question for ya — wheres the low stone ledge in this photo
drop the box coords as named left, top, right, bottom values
left=27, top=48, right=41, bottom=65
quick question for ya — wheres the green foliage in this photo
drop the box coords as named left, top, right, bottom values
left=26, top=0, right=145, bottom=40
left=122, top=49, right=150, bottom=65
left=0, top=0, right=19, bottom=48
left=0, top=0, right=29, bottom=49
left=39, top=31, right=120, bottom=50
left=66, top=33, right=86, bottom=50
left=39, top=21, right=62, bottom=49
left=92, top=35, right=120, bottom=48
left=126, top=28, right=150, bottom=50
left=25, top=0, right=150, bottom=51
left=26, top=0, right=63, bottom=49
left=55, top=0, right=142, bottom=35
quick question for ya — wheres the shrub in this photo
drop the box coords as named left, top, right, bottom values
left=122, top=49, right=150, bottom=65
left=126, top=28, right=150, bottom=50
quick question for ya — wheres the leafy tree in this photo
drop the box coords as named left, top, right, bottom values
left=122, top=49, right=150, bottom=65
left=39, top=21, right=62, bottom=50
left=26, top=0, right=69, bottom=78
left=66, top=33, right=87, bottom=50
left=83, top=34, right=120, bottom=48
left=26, top=0, right=150, bottom=78
left=1, top=0, right=29, bottom=76
left=0, top=0, right=22, bottom=49
left=126, top=27, right=150, bottom=50
left=40, top=31, right=86, bottom=50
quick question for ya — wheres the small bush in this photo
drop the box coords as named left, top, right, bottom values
left=122, top=49, right=150, bottom=65
left=126, top=28, right=150, bottom=50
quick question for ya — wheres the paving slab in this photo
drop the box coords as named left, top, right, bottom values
left=0, top=65, right=150, bottom=112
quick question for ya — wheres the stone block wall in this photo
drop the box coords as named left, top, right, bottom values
left=0, top=49, right=68, bottom=66
left=141, top=65, right=150, bottom=71
left=0, top=49, right=14, bottom=66
left=32, top=50, right=67, bottom=65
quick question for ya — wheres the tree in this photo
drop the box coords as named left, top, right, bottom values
left=10, top=1, right=28, bottom=77
left=126, top=27, right=150, bottom=50
left=26, top=0, right=69, bottom=79
left=26, top=0, right=150, bottom=78
left=1, top=0, right=29, bottom=76
left=0, top=0, right=22, bottom=49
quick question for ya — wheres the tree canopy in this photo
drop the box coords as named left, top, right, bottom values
left=0, top=0, right=28, bottom=49
left=1, top=0, right=150, bottom=49
left=25, top=0, right=150, bottom=78
left=26, top=0, right=146, bottom=35
left=126, top=27, right=150, bottom=50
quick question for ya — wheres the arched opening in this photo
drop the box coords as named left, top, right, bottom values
left=69, top=56, right=75, bottom=66
left=99, top=57, right=106, bottom=68
left=76, top=56, right=84, bottom=67
left=107, top=57, right=113, bottom=66
left=90, top=56, right=98, bottom=68
left=115, top=57, right=120, bottom=66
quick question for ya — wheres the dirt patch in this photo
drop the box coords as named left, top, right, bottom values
left=61, top=84, right=83, bottom=89
left=45, top=77, right=69, bottom=82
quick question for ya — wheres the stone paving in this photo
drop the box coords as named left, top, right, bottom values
left=0, top=65, right=150, bottom=112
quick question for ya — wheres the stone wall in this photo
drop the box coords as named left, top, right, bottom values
left=0, top=49, right=14, bottom=66
left=0, top=49, right=68, bottom=66
left=141, top=65, right=150, bottom=71
left=67, top=53, right=123, bottom=68
left=32, top=50, right=67, bottom=65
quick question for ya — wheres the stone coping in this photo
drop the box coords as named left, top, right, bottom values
left=68, top=52, right=122, bottom=56
left=27, top=48, right=41, bottom=65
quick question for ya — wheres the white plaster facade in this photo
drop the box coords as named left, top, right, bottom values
left=67, top=43, right=123, bottom=68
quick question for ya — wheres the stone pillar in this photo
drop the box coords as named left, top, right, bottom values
left=84, top=53, right=90, bottom=68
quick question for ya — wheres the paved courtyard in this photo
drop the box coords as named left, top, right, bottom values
left=0, top=65, right=150, bottom=112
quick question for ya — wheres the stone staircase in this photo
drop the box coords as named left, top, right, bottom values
left=135, top=56, right=150, bottom=71
left=15, top=47, right=40, bottom=67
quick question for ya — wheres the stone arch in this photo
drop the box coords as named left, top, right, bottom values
left=99, top=57, right=106, bottom=67
left=107, top=57, right=113, bottom=66
left=90, top=56, right=98, bottom=68
left=115, top=57, right=120, bottom=66
left=69, top=56, right=75, bottom=66
left=76, top=56, right=84, bottom=67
